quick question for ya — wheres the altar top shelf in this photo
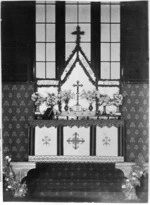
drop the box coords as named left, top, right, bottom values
left=29, top=119, right=124, bottom=128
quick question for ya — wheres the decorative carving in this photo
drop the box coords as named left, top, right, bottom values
left=116, top=162, right=136, bottom=178
left=29, top=119, right=124, bottom=128
left=29, top=156, right=124, bottom=163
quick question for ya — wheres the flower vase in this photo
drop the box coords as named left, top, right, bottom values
left=89, top=103, right=93, bottom=111
left=36, top=105, right=40, bottom=113
left=102, top=105, right=107, bottom=115
left=39, top=102, right=48, bottom=115
left=116, top=105, right=120, bottom=113
left=43, top=106, right=54, bottom=120
left=64, top=103, right=69, bottom=111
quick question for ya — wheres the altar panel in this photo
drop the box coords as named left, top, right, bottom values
left=96, top=126, right=118, bottom=156
left=35, top=126, right=57, bottom=155
left=63, top=126, right=90, bottom=156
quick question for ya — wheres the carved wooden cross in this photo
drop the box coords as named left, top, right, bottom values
left=72, top=25, right=84, bottom=46
left=73, top=80, right=83, bottom=105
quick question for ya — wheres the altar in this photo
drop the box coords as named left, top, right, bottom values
left=28, top=119, right=124, bottom=162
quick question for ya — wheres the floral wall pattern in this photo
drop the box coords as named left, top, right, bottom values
left=121, top=83, right=148, bottom=162
left=2, top=83, right=34, bottom=161
left=2, top=83, right=148, bottom=162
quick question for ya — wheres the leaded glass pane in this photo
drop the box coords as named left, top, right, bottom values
left=46, top=43, right=55, bottom=61
left=79, top=4, right=90, bottom=22
left=111, top=62, right=120, bottom=79
left=111, top=4, right=120, bottom=23
left=101, top=62, right=110, bottom=79
left=111, top=24, right=120, bottom=42
left=36, top=4, right=45, bottom=22
left=36, top=43, right=45, bottom=61
left=46, top=5, right=55, bottom=22
left=101, top=4, right=110, bottom=23
left=79, top=24, right=90, bottom=42
left=36, top=62, right=45, bottom=78
left=46, top=24, right=55, bottom=42
left=36, top=24, right=45, bottom=42
left=111, top=43, right=120, bottom=61
left=101, top=43, right=110, bottom=61
left=101, top=24, right=110, bottom=42
left=46, top=62, right=56, bottom=78
left=66, top=4, right=77, bottom=22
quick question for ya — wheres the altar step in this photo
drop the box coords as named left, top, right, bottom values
left=23, top=163, right=125, bottom=202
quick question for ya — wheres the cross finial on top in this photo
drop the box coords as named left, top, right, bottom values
left=72, top=25, right=85, bottom=46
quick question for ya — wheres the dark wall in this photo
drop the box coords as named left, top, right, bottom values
left=121, top=1, right=148, bottom=83
left=2, top=83, right=34, bottom=161
left=122, top=83, right=148, bottom=162
left=2, top=1, right=35, bottom=82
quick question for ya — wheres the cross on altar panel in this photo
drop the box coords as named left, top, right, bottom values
left=63, top=127, right=90, bottom=156
left=35, top=126, right=57, bottom=155
left=96, top=126, right=118, bottom=156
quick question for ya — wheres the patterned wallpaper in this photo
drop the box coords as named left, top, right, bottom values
left=121, top=83, right=148, bottom=162
left=2, top=83, right=34, bottom=161
left=2, top=83, right=148, bottom=162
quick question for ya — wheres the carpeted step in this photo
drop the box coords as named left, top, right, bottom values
left=24, top=162, right=124, bottom=201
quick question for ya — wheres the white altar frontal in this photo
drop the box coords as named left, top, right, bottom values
left=28, top=119, right=124, bottom=163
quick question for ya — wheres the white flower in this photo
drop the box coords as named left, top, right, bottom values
left=132, top=172, right=138, bottom=177
left=126, top=179, right=130, bottom=182
left=8, top=158, right=11, bottom=162
left=140, top=171, right=143, bottom=175
left=132, top=176, right=137, bottom=181
left=122, top=185, right=126, bottom=189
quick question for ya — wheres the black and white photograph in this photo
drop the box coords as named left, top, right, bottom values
left=0, top=0, right=149, bottom=203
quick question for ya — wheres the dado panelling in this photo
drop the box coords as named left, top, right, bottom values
left=121, top=83, right=148, bottom=162
left=2, top=83, right=34, bottom=161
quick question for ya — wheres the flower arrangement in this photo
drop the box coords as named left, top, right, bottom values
left=113, top=93, right=123, bottom=106
left=3, top=156, right=27, bottom=198
left=31, top=92, right=45, bottom=106
left=59, top=90, right=75, bottom=104
left=31, top=92, right=59, bottom=107
left=80, top=89, right=97, bottom=103
left=46, top=93, right=59, bottom=107
left=97, top=94, right=111, bottom=106
left=122, top=158, right=148, bottom=200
